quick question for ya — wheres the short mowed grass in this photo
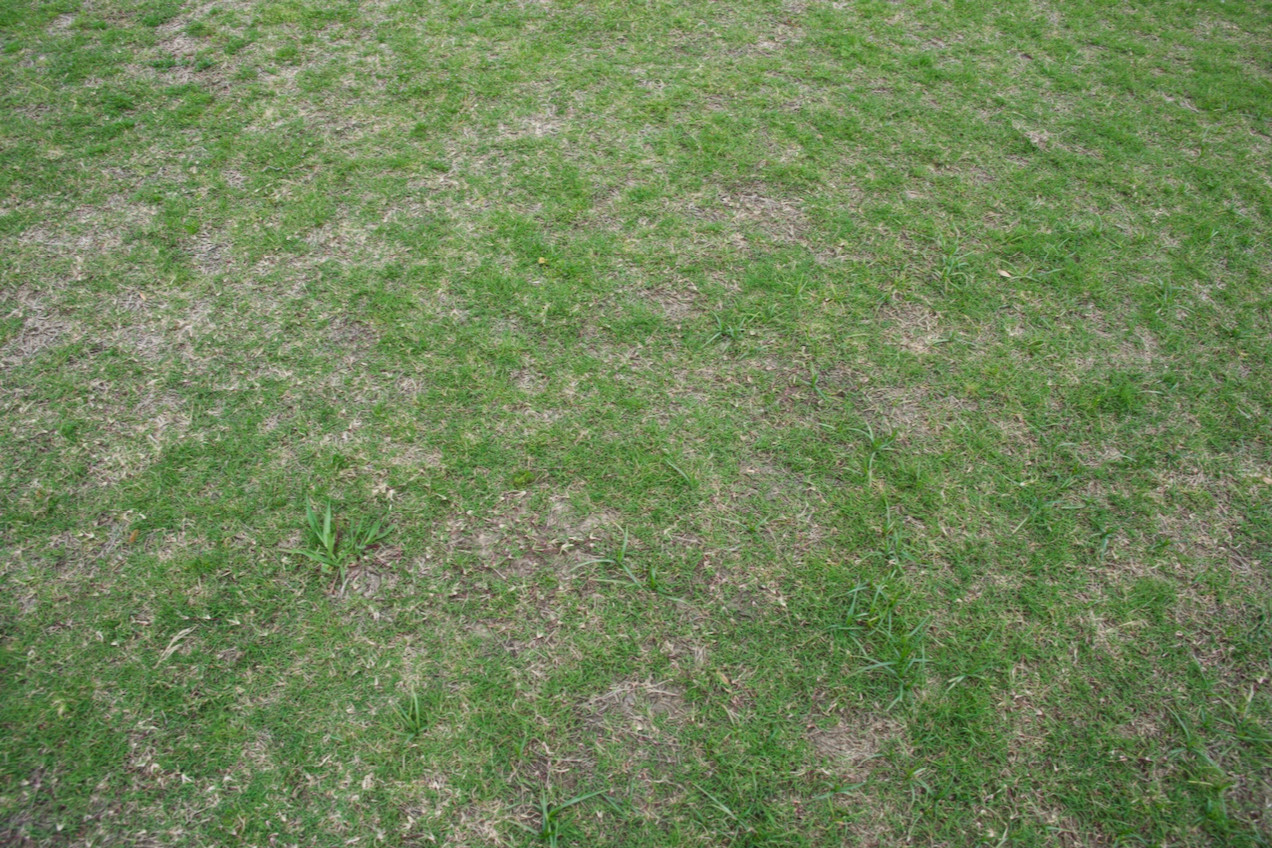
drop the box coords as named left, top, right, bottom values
left=2, top=0, right=1270, bottom=844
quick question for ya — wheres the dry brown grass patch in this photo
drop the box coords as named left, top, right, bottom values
left=582, top=679, right=690, bottom=780
left=643, top=285, right=701, bottom=324
left=880, top=300, right=942, bottom=355
left=511, top=368, right=548, bottom=394
left=674, top=189, right=811, bottom=246
left=808, top=712, right=903, bottom=782
left=347, top=545, right=404, bottom=602
left=325, top=315, right=380, bottom=354
left=589, top=679, right=690, bottom=730
left=720, top=191, right=810, bottom=243
left=496, top=107, right=567, bottom=141
left=112, top=297, right=218, bottom=368
left=858, top=384, right=975, bottom=440
left=0, top=289, right=78, bottom=366
left=445, top=491, right=618, bottom=580
left=187, top=230, right=236, bottom=277
left=1146, top=469, right=1245, bottom=572
left=17, top=197, right=156, bottom=262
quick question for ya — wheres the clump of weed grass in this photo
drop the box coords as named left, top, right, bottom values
left=584, top=528, right=684, bottom=601
left=286, top=500, right=391, bottom=594
left=516, top=788, right=616, bottom=847
left=394, top=686, right=443, bottom=742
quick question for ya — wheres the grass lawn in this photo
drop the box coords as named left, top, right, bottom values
left=2, top=0, right=1271, bottom=844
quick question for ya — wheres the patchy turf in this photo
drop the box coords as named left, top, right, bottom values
left=1, top=0, right=1270, bottom=845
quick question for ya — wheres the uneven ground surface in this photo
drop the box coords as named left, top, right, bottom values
left=2, top=0, right=1271, bottom=845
